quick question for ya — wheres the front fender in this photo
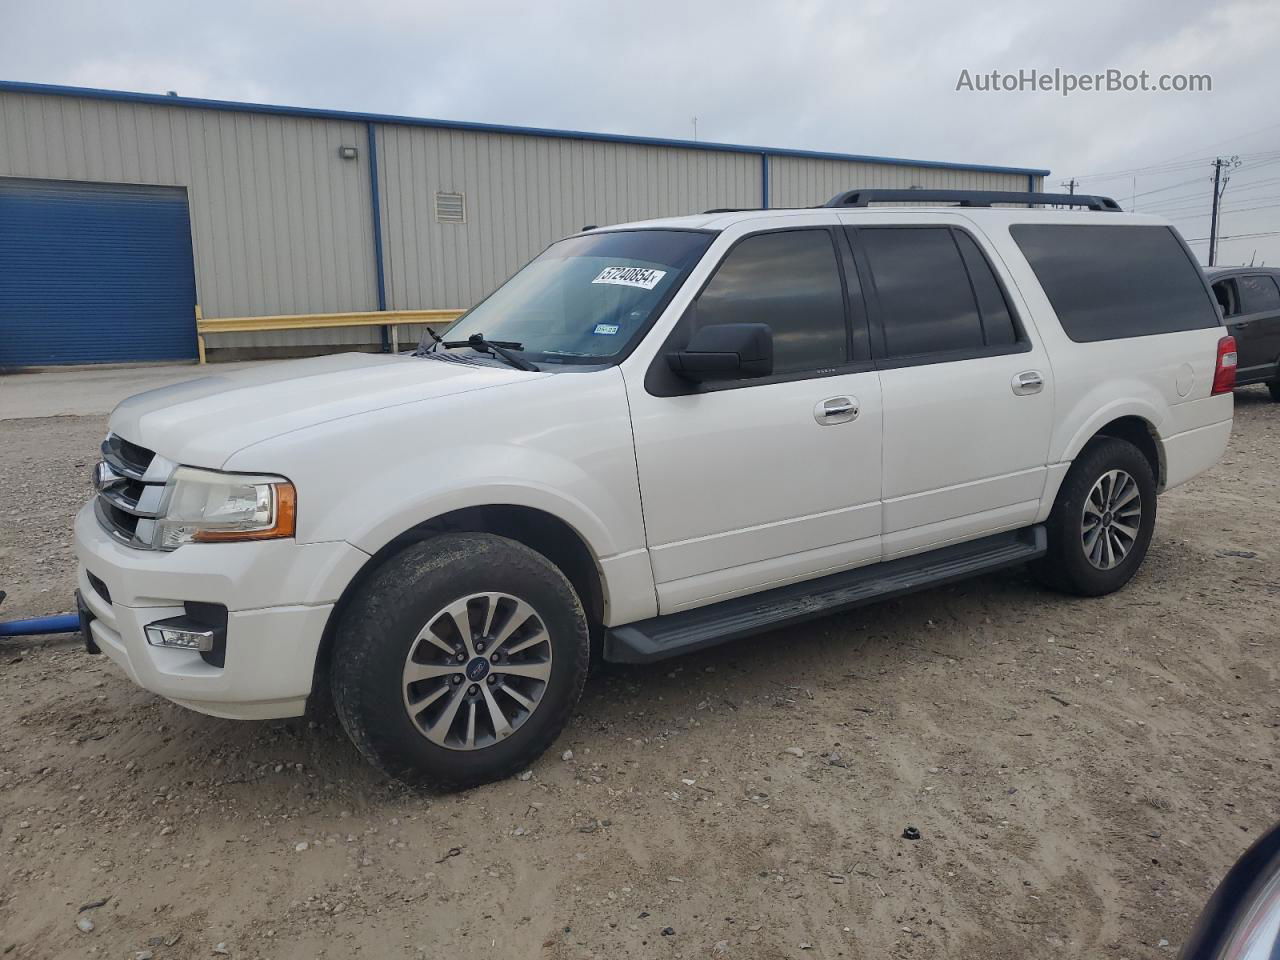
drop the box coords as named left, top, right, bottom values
left=338, top=443, right=635, bottom=560
left=222, top=366, right=648, bottom=569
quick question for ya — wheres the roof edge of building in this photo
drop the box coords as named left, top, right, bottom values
left=0, top=80, right=1052, bottom=178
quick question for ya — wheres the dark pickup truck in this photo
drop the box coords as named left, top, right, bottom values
left=1206, top=266, right=1280, bottom=400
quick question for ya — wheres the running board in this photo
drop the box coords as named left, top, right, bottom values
left=604, top=526, right=1046, bottom=663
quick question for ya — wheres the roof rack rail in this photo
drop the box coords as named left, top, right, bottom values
left=823, top=189, right=1122, bottom=212
left=702, top=207, right=764, bottom=214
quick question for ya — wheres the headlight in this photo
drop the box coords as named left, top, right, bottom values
left=153, top=467, right=296, bottom=550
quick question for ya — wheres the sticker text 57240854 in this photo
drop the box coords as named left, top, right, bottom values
left=591, top=266, right=667, bottom=290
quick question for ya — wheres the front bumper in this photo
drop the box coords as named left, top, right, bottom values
left=73, top=501, right=369, bottom=720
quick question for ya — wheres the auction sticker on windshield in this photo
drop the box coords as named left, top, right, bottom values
left=592, top=266, right=667, bottom=290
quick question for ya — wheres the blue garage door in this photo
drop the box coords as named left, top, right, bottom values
left=0, top=178, right=198, bottom=366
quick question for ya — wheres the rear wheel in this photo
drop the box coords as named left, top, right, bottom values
left=330, top=534, right=589, bottom=790
left=1033, top=437, right=1157, bottom=596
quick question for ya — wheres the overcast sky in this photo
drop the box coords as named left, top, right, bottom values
left=5, top=0, right=1280, bottom=264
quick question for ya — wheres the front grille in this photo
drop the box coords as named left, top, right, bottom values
left=108, top=435, right=155, bottom=477
left=93, top=434, right=175, bottom=549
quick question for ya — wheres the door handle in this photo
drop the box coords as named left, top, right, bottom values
left=815, top=396, right=858, bottom=425
left=1012, top=371, right=1044, bottom=396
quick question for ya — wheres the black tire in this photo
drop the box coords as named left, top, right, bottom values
left=330, top=533, right=589, bottom=790
left=1268, top=380, right=1280, bottom=403
left=1033, top=437, right=1158, bottom=597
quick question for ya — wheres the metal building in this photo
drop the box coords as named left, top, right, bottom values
left=0, top=81, right=1049, bottom=366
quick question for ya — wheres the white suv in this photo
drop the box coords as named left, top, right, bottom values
left=74, top=189, right=1236, bottom=788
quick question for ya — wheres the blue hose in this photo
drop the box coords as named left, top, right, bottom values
left=0, top=613, right=81, bottom=637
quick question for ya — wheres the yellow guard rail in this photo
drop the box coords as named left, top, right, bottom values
left=195, top=306, right=465, bottom=362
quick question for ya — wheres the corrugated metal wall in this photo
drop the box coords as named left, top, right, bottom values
left=0, top=87, right=1046, bottom=356
left=374, top=126, right=760, bottom=312
left=767, top=156, right=1036, bottom=207
left=0, top=90, right=378, bottom=349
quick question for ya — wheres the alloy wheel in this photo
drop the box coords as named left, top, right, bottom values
left=1081, top=469, right=1142, bottom=570
left=401, top=592, right=552, bottom=750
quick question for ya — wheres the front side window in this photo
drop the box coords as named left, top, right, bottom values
left=440, top=230, right=713, bottom=364
left=1011, top=224, right=1219, bottom=343
left=690, top=229, right=848, bottom=374
left=1213, top=279, right=1239, bottom=318
left=1238, top=274, right=1280, bottom=314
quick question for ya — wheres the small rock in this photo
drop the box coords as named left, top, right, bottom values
left=561, top=750, right=574, bottom=761
left=135, top=952, right=154, bottom=960
left=783, top=747, right=804, bottom=758
left=800, top=944, right=814, bottom=951
left=661, top=927, right=675, bottom=936
left=517, top=770, right=532, bottom=781
left=159, top=826, right=174, bottom=836
left=902, top=826, right=922, bottom=841
left=75, top=916, right=94, bottom=934
left=294, top=841, right=309, bottom=852
left=213, top=944, right=231, bottom=956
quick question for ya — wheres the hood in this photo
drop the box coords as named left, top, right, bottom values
left=109, top=352, right=543, bottom=468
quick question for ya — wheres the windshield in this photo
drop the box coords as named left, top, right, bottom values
left=434, top=230, right=713, bottom=364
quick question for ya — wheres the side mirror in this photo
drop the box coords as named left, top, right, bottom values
left=666, top=323, right=773, bottom=382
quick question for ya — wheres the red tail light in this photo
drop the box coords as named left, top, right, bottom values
left=1212, top=335, right=1237, bottom=395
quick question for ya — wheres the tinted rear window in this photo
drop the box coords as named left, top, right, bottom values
left=1011, top=224, right=1219, bottom=343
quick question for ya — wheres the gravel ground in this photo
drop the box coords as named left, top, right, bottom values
left=0, top=390, right=1277, bottom=960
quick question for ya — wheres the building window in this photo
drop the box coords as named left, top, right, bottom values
left=435, top=191, right=466, bottom=224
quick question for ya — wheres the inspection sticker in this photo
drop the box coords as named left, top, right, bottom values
left=593, top=323, right=620, bottom=335
left=591, top=266, right=666, bottom=290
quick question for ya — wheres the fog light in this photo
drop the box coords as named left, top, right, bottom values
left=145, top=616, right=217, bottom=652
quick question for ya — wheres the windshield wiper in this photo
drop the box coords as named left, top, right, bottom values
left=440, top=332, right=539, bottom=372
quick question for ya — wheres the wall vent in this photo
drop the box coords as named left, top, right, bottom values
left=435, top=191, right=466, bottom=223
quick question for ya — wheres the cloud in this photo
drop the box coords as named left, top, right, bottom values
left=5, top=0, right=1280, bottom=261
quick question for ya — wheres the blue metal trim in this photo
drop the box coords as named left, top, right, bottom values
left=366, top=121, right=389, bottom=351
left=761, top=153, right=770, bottom=209
left=0, top=81, right=1052, bottom=178
left=0, top=613, right=80, bottom=637
left=1027, top=173, right=1035, bottom=192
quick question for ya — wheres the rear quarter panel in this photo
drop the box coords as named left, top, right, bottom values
left=980, top=215, right=1232, bottom=501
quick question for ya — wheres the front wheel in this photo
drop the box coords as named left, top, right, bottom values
left=330, top=533, right=589, bottom=790
left=1033, top=437, right=1157, bottom=597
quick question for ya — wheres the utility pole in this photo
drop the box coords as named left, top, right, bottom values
left=691, top=117, right=698, bottom=142
left=1061, top=178, right=1078, bottom=195
left=1208, top=155, right=1240, bottom=267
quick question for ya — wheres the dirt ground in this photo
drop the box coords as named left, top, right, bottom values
left=1, top=389, right=1277, bottom=960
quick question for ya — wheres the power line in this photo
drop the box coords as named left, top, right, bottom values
left=1183, top=230, right=1280, bottom=243
left=1159, top=120, right=1280, bottom=164
left=1129, top=174, right=1210, bottom=202
left=1141, top=177, right=1280, bottom=211
left=1149, top=189, right=1280, bottom=215
left=1069, top=118, right=1280, bottom=181
left=1165, top=199, right=1280, bottom=221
